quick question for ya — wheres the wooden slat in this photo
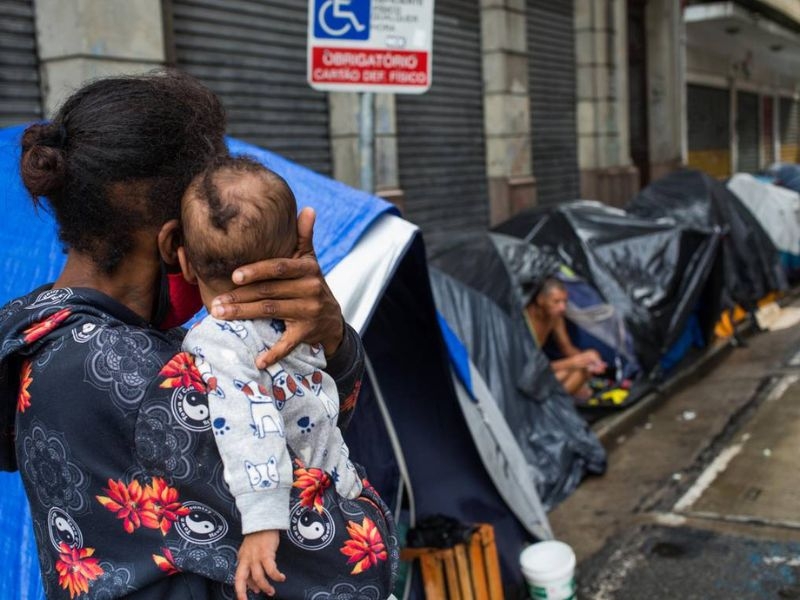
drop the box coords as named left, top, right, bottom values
left=479, top=525, right=505, bottom=600
left=420, top=553, right=448, bottom=600
left=468, top=529, right=490, bottom=599
left=454, top=542, right=475, bottom=600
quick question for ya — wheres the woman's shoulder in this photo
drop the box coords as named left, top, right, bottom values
left=0, top=286, right=182, bottom=368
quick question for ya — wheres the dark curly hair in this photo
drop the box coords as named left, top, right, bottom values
left=181, top=155, right=297, bottom=283
left=19, top=70, right=227, bottom=273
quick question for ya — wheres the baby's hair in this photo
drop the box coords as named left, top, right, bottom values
left=182, top=155, right=298, bottom=283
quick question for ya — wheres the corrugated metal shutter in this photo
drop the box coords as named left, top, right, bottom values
left=736, top=90, right=759, bottom=173
left=396, top=0, right=488, bottom=248
left=687, top=84, right=730, bottom=178
left=627, top=0, right=649, bottom=186
left=0, top=0, right=42, bottom=126
left=527, top=0, right=580, bottom=204
left=780, top=96, right=799, bottom=163
left=762, top=95, right=774, bottom=166
left=171, top=0, right=332, bottom=175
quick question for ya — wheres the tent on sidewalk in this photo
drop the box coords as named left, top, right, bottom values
left=428, top=231, right=641, bottom=384
left=494, top=201, right=725, bottom=390
left=0, top=125, right=575, bottom=599
left=726, top=173, right=800, bottom=281
left=774, top=163, right=800, bottom=194
left=628, top=168, right=787, bottom=312
left=428, top=265, right=607, bottom=503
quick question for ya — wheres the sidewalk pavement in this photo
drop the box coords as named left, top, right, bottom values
left=549, top=296, right=800, bottom=598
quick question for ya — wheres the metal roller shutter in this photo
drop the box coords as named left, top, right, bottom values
left=396, top=0, right=488, bottom=248
left=687, top=84, right=730, bottom=178
left=736, top=90, right=759, bottom=173
left=527, top=0, right=580, bottom=204
left=171, top=0, right=332, bottom=174
left=780, top=96, right=799, bottom=163
left=0, top=0, right=42, bottom=126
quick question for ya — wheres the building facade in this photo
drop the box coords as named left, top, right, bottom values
left=2, top=0, right=799, bottom=242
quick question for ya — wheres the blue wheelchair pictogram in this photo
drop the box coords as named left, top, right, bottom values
left=314, top=0, right=371, bottom=41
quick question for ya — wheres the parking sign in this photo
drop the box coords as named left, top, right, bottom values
left=313, top=0, right=371, bottom=41
left=308, top=0, right=434, bottom=94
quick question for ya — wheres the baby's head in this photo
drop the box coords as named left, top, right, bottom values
left=179, top=155, right=297, bottom=292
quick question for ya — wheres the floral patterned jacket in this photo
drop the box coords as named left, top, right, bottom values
left=0, top=286, right=396, bottom=599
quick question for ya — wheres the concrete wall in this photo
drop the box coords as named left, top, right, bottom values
left=34, top=0, right=165, bottom=116
left=646, top=0, right=686, bottom=180
left=480, top=0, right=536, bottom=225
left=574, top=0, right=638, bottom=206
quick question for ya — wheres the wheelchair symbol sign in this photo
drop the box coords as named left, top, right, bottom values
left=313, top=0, right=371, bottom=41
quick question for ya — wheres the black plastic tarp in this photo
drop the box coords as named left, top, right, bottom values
left=429, top=267, right=607, bottom=509
left=427, top=232, right=563, bottom=314
left=494, top=201, right=724, bottom=373
left=628, top=169, right=787, bottom=311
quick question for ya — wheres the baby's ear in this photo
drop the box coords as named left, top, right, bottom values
left=176, top=246, right=198, bottom=285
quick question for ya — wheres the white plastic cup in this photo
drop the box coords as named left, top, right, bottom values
left=519, top=540, right=577, bottom=600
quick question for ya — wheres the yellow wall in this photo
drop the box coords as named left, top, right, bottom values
left=687, top=149, right=731, bottom=178
left=780, top=144, right=799, bottom=164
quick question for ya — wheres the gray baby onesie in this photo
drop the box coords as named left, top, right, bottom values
left=182, top=316, right=363, bottom=534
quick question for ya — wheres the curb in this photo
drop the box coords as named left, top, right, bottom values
left=592, top=289, right=800, bottom=447
left=591, top=320, right=754, bottom=448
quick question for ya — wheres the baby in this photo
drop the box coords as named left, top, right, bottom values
left=177, top=156, right=386, bottom=599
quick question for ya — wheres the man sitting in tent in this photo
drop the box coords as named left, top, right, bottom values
left=525, top=277, right=607, bottom=400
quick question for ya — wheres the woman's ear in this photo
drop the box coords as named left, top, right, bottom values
left=157, top=219, right=182, bottom=269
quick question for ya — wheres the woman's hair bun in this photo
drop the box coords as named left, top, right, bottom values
left=20, top=122, right=67, bottom=200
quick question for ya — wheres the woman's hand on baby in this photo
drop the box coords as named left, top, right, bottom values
left=210, top=207, right=345, bottom=369
left=235, top=530, right=285, bottom=600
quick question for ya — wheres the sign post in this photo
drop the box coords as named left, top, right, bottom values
left=308, top=0, right=434, bottom=192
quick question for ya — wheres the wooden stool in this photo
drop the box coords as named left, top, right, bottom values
left=400, top=524, right=504, bottom=600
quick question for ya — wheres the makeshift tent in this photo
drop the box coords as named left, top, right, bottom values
left=428, top=265, right=607, bottom=506
left=0, top=126, right=559, bottom=599
left=628, top=168, right=787, bottom=312
left=774, top=163, right=800, bottom=194
left=726, top=173, right=800, bottom=280
left=494, top=201, right=724, bottom=385
left=428, top=231, right=639, bottom=387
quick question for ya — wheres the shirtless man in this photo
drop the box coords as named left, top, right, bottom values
left=525, top=278, right=607, bottom=398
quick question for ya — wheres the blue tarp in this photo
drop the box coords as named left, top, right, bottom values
left=0, top=123, right=398, bottom=599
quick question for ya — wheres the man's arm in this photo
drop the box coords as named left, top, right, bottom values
left=553, top=316, right=581, bottom=358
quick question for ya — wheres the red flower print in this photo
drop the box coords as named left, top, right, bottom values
left=23, top=308, right=72, bottom=344
left=152, top=547, right=180, bottom=575
left=341, top=378, right=362, bottom=416
left=96, top=479, right=148, bottom=534
left=55, top=542, right=104, bottom=598
left=158, top=352, right=205, bottom=391
left=17, top=360, right=32, bottom=413
left=141, top=477, right=189, bottom=535
left=292, top=463, right=331, bottom=513
left=340, top=517, right=387, bottom=575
